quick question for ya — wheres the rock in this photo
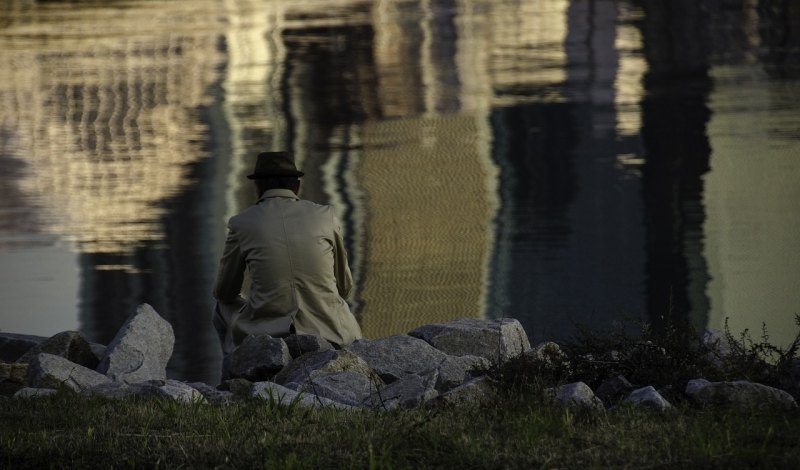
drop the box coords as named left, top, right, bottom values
left=409, top=318, right=530, bottom=366
left=432, top=376, right=497, bottom=407
left=223, top=335, right=290, bottom=381
left=14, top=387, right=57, bottom=398
left=218, top=378, right=254, bottom=399
left=16, top=331, right=99, bottom=370
left=551, top=382, right=604, bottom=410
left=82, top=379, right=206, bottom=403
left=346, top=335, right=447, bottom=383
left=188, top=382, right=235, bottom=405
left=26, top=353, right=111, bottom=392
left=685, top=378, right=712, bottom=398
left=624, top=386, right=672, bottom=411
left=273, top=349, right=379, bottom=387
left=690, top=381, right=797, bottom=411
left=284, top=334, right=333, bottom=359
left=300, top=371, right=378, bottom=407
left=0, top=363, right=28, bottom=396
left=97, top=304, right=174, bottom=384
left=139, top=380, right=207, bottom=404
left=365, top=372, right=439, bottom=410
left=251, top=381, right=353, bottom=409
left=595, top=375, right=635, bottom=405
left=82, top=381, right=143, bottom=398
left=435, top=355, right=490, bottom=392
left=0, top=332, right=46, bottom=362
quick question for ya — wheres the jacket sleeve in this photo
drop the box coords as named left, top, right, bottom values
left=332, top=211, right=353, bottom=298
left=213, top=219, right=246, bottom=302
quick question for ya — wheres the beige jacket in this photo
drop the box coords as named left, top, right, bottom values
left=213, top=189, right=362, bottom=352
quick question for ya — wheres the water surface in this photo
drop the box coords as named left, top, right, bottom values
left=1, top=0, right=799, bottom=384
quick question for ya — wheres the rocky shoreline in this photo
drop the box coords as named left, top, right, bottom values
left=1, top=304, right=797, bottom=412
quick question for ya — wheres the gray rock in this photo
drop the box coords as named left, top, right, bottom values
left=409, top=318, right=530, bottom=366
left=139, top=380, right=207, bottom=404
left=14, top=387, right=58, bottom=398
left=97, top=304, right=174, bottom=384
left=251, top=381, right=353, bottom=409
left=82, top=379, right=206, bottom=403
left=81, top=381, right=144, bottom=398
left=16, top=331, right=99, bottom=370
left=685, top=378, right=712, bottom=397
left=188, top=382, right=235, bottom=405
left=595, top=375, right=635, bottom=405
left=0, top=332, right=46, bottom=363
left=365, top=372, right=439, bottom=410
left=552, top=382, right=604, bottom=410
left=284, top=334, right=333, bottom=359
left=624, top=386, right=672, bottom=411
left=273, top=349, right=379, bottom=387
left=346, top=335, right=447, bottom=383
left=435, top=355, right=490, bottom=392
left=0, top=363, right=28, bottom=396
left=26, top=353, right=111, bottom=392
left=223, top=335, right=290, bottom=381
left=218, top=378, right=254, bottom=399
left=301, top=371, right=378, bottom=407
left=690, top=381, right=797, bottom=411
left=432, top=376, right=497, bottom=407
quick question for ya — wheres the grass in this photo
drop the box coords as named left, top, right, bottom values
left=1, top=389, right=799, bottom=469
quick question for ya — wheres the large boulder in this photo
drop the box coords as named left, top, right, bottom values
left=409, top=318, right=530, bottom=366
left=26, top=353, right=111, bottom=392
left=624, top=386, right=672, bottom=411
left=0, top=363, right=28, bottom=396
left=284, top=334, right=333, bottom=359
left=273, top=349, right=379, bottom=388
left=97, top=304, right=174, bottom=383
left=0, top=333, right=46, bottom=363
left=16, top=331, right=99, bottom=370
left=251, top=381, right=352, bottom=409
left=688, top=380, right=797, bottom=411
left=365, top=372, right=439, bottom=410
left=223, top=335, right=290, bottom=381
left=345, top=335, right=447, bottom=383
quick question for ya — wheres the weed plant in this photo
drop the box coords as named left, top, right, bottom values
left=494, top=315, right=800, bottom=401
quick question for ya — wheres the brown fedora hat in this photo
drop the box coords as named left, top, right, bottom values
left=247, top=151, right=304, bottom=179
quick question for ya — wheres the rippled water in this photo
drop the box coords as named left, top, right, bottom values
left=1, top=0, right=799, bottom=384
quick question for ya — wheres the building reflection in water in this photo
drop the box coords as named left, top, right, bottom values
left=1, top=0, right=799, bottom=383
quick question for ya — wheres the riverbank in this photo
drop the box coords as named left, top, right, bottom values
left=2, top=388, right=799, bottom=468
left=3, top=308, right=799, bottom=467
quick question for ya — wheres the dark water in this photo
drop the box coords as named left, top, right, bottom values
left=1, top=0, right=799, bottom=384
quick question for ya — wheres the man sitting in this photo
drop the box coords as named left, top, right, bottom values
left=212, top=151, right=362, bottom=355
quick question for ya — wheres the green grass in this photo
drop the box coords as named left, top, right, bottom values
left=2, top=390, right=798, bottom=469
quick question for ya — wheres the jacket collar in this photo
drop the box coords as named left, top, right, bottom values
left=258, top=188, right=300, bottom=203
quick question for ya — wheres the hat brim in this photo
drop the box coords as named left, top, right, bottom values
left=247, top=170, right=304, bottom=179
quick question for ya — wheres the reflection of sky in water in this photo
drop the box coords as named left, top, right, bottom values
left=0, top=0, right=798, bottom=383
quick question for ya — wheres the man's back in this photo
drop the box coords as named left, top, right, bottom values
left=214, top=188, right=361, bottom=350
